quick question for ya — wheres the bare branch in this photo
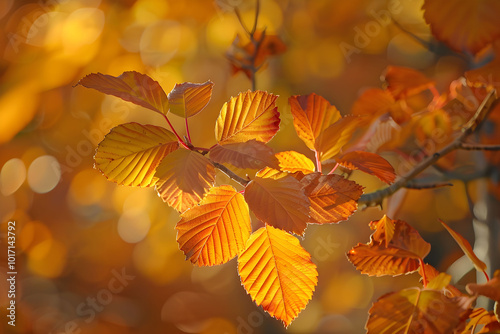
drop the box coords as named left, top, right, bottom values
left=459, top=143, right=500, bottom=151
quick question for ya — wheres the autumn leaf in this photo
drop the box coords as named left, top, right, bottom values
left=336, top=151, right=396, bottom=184
left=209, top=140, right=279, bottom=170
left=155, top=148, right=216, bottom=212
left=167, top=81, right=214, bottom=118
left=78, top=71, right=169, bottom=115
left=300, top=173, right=363, bottom=224
left=366, top=288, right=466, bottom=334
left=382, top=66, right=435, bottom=100
left=466, top=41, right=500, bottom=90
left=94, top=122, right=179, bottom=187
left=316, top=116, right=364, bottom=161
left=419, top=264, right=463, bottom=297
left=274, top=151, right=316, bottom=174
left=440, top=219, right=488, bottom=273
left=288, top=93, right=342, bottom=151
left=347, top=218, right=431, bottom=276
left=244, top=168, right=310, bottom=235
left=176, top=185, right=251, bottom=266
left=215, top=90, right=280, bottom=145
left=460, top=308, right=500, bottom=334
left=238, top=225, right=318, bottom=327
left=466, top=270, right=500, bottom=302
left=422, top=0, right=500, bottom=55
left=369, top=214, right=395, bottom=248
left=351, top=88, right=395, bottom=116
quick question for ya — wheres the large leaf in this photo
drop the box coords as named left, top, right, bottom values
left=337, top=151, right=396, bottom=184
left=209, top=140, right=279, bottom=170
left=155, top=148, right=216, bottom=212
left=215, top=90, right=280, bottom=145
left=176, top=185, right=251, bottom=266
left=94, top=122, right=179, bottom=187
left=288, top=93, right=341, bottom=151
left=316, top=116, right=364, bottom=161
left=366, top=288, right=466, bottom=334
left=238, top=225, right=318, bottom=327
left=244, top=169, right=310, bottom=235
left=422, top=0, right=500, bottom=55
left=274, top=151, right=316, bottom=174
left=78, top=71, right=169, bottom=114
left=347, top=217, right=431, bottom=276
left=440, top=219, right=487, bottom=272
left=300, top=173, right=363, bottom=224
left=167, top=81, right=214, bottom=118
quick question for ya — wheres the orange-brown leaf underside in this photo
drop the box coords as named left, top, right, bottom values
left=337, top=151, right=396, bottom=184
left=209, top=140, right=279, bottom=170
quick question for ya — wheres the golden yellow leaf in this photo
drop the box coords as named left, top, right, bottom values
left=155, top=148, right=216, bottom=212
left=274, top=151, right=316, bottom=174
left=209, top=140, right=279, bottom=170
left=316, top=116, right=364, bottom=161
left=215, top=90, right=280, bottom=144
left=244, top=170, right=310, bottom=235
left=94, top=122, right=179, bottom=187
left=369, top=215, right=396, bottom=248
left=167, top=81, right=214, bottom=118
left=238, top=225, right=318, bottom=327
left=176, top=185, right=251, bottom=266
left=288, top=93, right=341, bottom=150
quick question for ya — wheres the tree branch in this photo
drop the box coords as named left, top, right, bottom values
left=459, top=143, right=500, bottom=151
left=359, top=89, right=498, bottom=208
left=210, top=160, right=250, bottom=187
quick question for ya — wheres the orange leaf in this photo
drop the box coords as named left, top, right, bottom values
left=351, top=88, right=395, bottom=116
left=167, top=81, right=214, bottom=118
left=209, top=140, right=279, bottom=170
left=316, top=116, right=364, bottom=161
left=440, top=219, right=487, bottom=272
left=288, top=93, right=342, bottom=151
left=237, top=225, right=318, bottom=327
left=466, top=42, right=500, bottom=90
left=369, top=214, right=395, bottom=248
left=366, top=288, right=466, bottom=334
left=347, top=218, right=431, bottom=276
left=466, top=270, right=500, bottom=302
left=274, top=151, right=315, bottom=174
left=244, top=169, right=310, bottom=235
left=176, top=185, right=251, bottom=266
left=78, top=71, right=169, bottom=115
left=300, top=173, right=363, bottom=224
left=422, top=0, right=500, bottom=55
left=155, top=148, right=215, bottom=212
left=382, top=66, right=435, bottom=100
left=94, top=122, right=179, bottom=187
left=419, top=264, right=463, bottom=297
left=460, top=308, right=499, bottom=334
left=337, top=151, right=396, bottom=184
left=215, top=90, right=280, bottom=144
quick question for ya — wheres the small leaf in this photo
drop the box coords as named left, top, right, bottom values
left=167, top=81, right=214, bottom=118
left=288, top=93, right=342, bottom=151
left=176, top=185, right=251, bottom=266
left=440, top=219, right=487, bottom=272
left=215, top=90, right=280, bottom=145
left=366, top=288, right=466, bottom=334
left=78, top=71, right=169, bottom=114
left=274, top=151, right=316, bottom=174
left=382, top=66, right=435, bottom=100
left=94, top=122, right=179, bottom=187
left=209, top=140, right=279, bottom=170
left=300, top=173, right=363, bottom=224
left=238, top=225, right=318, bottom=327
left=316, top=116, right=364, bottom=161
left=155, top=148, right=216, bottom=212
left=337, top=151, right=396, bottom=184
left=347, top=218, right=431, bottom=276
left=369, top=214, right=396, bottom=248
left=244, top=169, right=310, bottom=235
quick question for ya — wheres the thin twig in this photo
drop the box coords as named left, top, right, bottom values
left=250, top=0, right=260, bottom=36
left=161, top=114, right=190, bottom=150
left=210, top=161, right=250, bottom=187
left=459, top=143, right=500, bottom=151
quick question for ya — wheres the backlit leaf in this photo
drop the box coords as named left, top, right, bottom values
left=418, top=264, right=463, bottom=297
left=347, top=218, right=431, bottom=276
left=466, top=270, right=500, bottom=302
left=244, top=169, right=310, bottom=235
left=275, top=151, right=316, bottom=174
left=351, top=88, right=395, bottom=116
left=422, top=0, right=500, bottom=54
left=167, top=81, right=214, bottom=118
left=460, top=308, right=498, bottom=334
left=316, top=116, right=364, bottom=161
left=369, top=214, right=395, bottom=248
left=176, top=185, right=251, bottom=266
left=427, top=272, right=452, bottom=290
left=337, top=151, right=396, bottom=184
left=215, top=90, right=280, bottom=145
left=155, top=148, right=216, bottom=212
left=209, top=140, right=279, bottom=170
left=78, top=71, right=169, bottom=114
left=288, top=93, right=341, bottom=151
left=94, top=122, right=179, bottom=187
left=382, top=66, right=435, bottom=100
left=366, top=288, right=465, bottom=334
left=238, top=225, right=318, bottom=327
left=440, top=219, right=487, bottom=272
left=300, top=173, right=363, bottom=224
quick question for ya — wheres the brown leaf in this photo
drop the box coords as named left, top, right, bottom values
left=337, top=151, right=396, bottom=184
left=209, top=140, right=279, bottom=170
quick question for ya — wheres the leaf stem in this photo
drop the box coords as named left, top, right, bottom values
left=315, top=150, right=322, bottom=173
left=483, top=269, right=490, bottom=282
left=419, top=258, right=428, bottom=288
left=161, top=113, right=190, bottom=150
left=327, top=163, right=339, bottom=175
left=185, top=118, right=192, bottom=144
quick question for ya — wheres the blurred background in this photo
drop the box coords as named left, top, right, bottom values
left=0, top=0, right=499, bottom=333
